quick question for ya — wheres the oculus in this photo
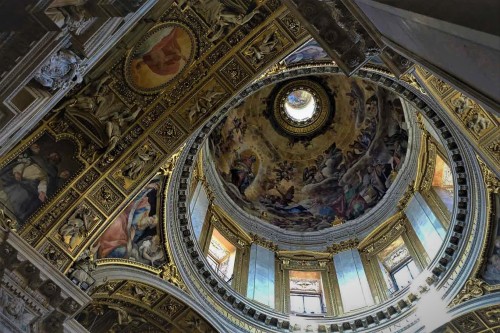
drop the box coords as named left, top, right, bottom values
left=284, top=89, right=316, bottom=122
left=267, top=79, right=334, bottom=139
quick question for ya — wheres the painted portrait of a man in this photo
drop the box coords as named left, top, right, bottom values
left=0, top=135, right=80, bottom=227
left=128, top=24, right=193, bottom=91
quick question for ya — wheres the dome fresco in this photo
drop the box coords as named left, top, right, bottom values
left=209, top=75, right=409, bottom=232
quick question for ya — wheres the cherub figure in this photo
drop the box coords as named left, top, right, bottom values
left=244, top=31, right=280, bottom=64
left=121, top=144, right=157, bottom=180
left=188, top=88, right=224, bottom=122
left=59, top=205, right=91, bottom=249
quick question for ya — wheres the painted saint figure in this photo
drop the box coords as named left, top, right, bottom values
left=229, top=153, right=257, bottom=196
left=135, top=27, right=187, bottom=76
left=0, top=143, right=72, bottom=225
left=93, top=181, right=165, bottom=267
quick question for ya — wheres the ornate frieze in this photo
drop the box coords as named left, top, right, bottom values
left=160, top=262, right=187, bottom=292
left=446, top=93, right=494, bottom=138
left=360, top=220, right=406, bottom=254
left=163, top=63, right=209, bottom=107
left=428, top=76, right=453, bottom=97
left=397, top=182, right=416, bottom=211
left=417, top=136, right=437, bottom=192
left=485, top=138, right=500, bottom=163
left=327, top=239, right=359, bottom=255
left=54, top=200, right=104, bottom=254
left=23, top=188, right=80, bottom=246
left=209, top=215, right=249, bottom=250
left=84, top=277, right=216, bottom=332
left=249, top=233, right=279, bottom=251
left=206, top=41, right=232, bottom=66
left=477, top=156, right=500, bottom=194
left=112, top=141, right=161, bottom=193
left=97, top=124, right=145, bottom=170
left=75, top=168, right=100, bottom=193
left=39, top=241, right=71, bottom=271
left=178, top=78, right=228, bottom=128
left=141, top=102, right=167, bottom=128
left=241, top=24, right=291, bottom=70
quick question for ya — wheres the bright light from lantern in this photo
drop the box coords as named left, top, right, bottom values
left=284, top=90, right=316, bottom=122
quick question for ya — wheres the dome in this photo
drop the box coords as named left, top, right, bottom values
left=208, top=75, right=409, bottom=232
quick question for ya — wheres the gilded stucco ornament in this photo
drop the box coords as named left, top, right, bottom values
left=188, top=87, right=225, bottom=124
left=0, top=208, right=16, bottom=232
left=477, top=156, right=500, bottom=194
left=466, top=111, right=491, bottom=135
left=189, top=0, right=261, bottom=43
left=54, top=74, right=142, bottom=157
left=58, top=204, right=91, bottom=249
left=249, top=233, right=278, bottom=251
left=400, top=73, right=426, bottom=95
left=451, top=278, right=488, bottom=306
left=3, top=0, right=492, bottom=330
left=397, top=181, right=415, bottom=210
left=243, top=30, right=281, bottom=66
left=452, top=93, right=473, bottom=115
left=326, top=238, right=359, bottom=254
left=160, top=262, right=187, bottom=291
left=121, top=144, right=159, bottom=180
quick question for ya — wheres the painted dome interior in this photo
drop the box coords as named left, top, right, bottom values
left=208, top=74, right=409, bottom=232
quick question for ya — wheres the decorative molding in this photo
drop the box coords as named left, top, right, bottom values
left=23, top=188, right=80, bottom=245
left=249, top=233, right=278, bottom=251
left=159, top=262, right=187, bottom=292
left=417, top=137, right=437, bottom=192
left=477, top=156, right=500, bottom=194
left=360, top=219, right=406, bottom=254
left=397, top=182, right=416, bottom=211
left=75, top=168, right=100, bottom=193
left=327, top=239, right=359, bottom=255
left=113, top=140, right=161, bottom=192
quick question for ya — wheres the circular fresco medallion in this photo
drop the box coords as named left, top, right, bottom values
left=125, top=22, right=196, bottom=94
